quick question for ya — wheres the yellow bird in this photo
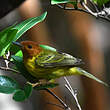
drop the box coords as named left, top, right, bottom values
left=13, top=41, right=108, bottom=87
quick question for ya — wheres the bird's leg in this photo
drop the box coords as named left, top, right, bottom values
left=27, top=81, right=40, bottom=87
left=27, top=80, right=49, bottom=87
left=27, top=79, right=56, bottom=88
left=39, top=79, right=56, bottom=85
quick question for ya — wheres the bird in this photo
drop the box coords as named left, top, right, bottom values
left=13, top=41, right=108, bottom=87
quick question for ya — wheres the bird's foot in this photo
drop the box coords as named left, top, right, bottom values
left=27, top=79, right=57, bottom=88
left=27, top=81, right=40, bottom=87
left=27, top=80, right=50, bottom=88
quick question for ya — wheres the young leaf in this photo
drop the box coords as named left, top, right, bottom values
left=0, top=75, right=20, bottom=94
left=13, top=89, right=26, bottom=101
left=51, top=0, right=70, bottom=4
left=14, top=50, right=23, bottom=57
left=13, top=11, right=47, bottom=41
left=92, top=0, right=110, bottom=6
left=0, top=27, right=18, bottom=56
left=24, top=83, right=33, bottom=98
left=39, top=45, right=56, bottom=52
left=13, top=84, right=32, bottom=101
left=9, top=44, right=21, bottom=55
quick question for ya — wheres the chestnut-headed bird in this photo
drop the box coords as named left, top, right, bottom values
left=13, top=41, right=108, bottom=87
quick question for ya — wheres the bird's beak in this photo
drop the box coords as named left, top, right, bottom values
left=12, top=41, right=22, bottom=47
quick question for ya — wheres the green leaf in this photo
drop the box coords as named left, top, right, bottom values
left=51, top=0, right=78, bottom=8
left=13, top=84, right=33, bottom=101
left=92, top=0, right=110, bottom=6
left=69, top=1, right=78, bottom=9
left=24, top=84, right=33, bottom=98
left=0, top=75, right=20, bottom=94
left=14, top=50, right=23, bottom=57
left=13, top=90, right=26, bottom=101
left=39, top=45, right=56, bottom=52
left=13, top=12, right=47, bottom=41
left=0, top=27, right=18, bottom=56
left=51, top=0, right=70, bottom=4
left=10, top=44, right=21, bottom=55
left=34, top=83, right=59, bottom=90
left=11, top=55, right=23, bottom=62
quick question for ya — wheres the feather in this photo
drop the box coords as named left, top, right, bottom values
left=35, top=47, right=83, bottom=67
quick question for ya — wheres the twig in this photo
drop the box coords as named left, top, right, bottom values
left=56, top=2, right=110, bottom=22
left=56, top=4, right=90, bottom=15
left=80, top=1, right=98, bottom=17
left=0, top=66, right=20, bottom=74
left=80, top=1, right=110, bottom=22
left=0, top=55, right=20, bottom=74
left=45, top=88, right=71, bottom=110
left=0, top=56, right=14, bottom=64
left=4, top=51, right=10, bottom=68
left=64, top=77, right=82, bottom=110
left=98, top=15, right=110, bottom=22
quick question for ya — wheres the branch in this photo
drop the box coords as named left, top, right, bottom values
left=56, top=2, right=110, bottom=22
left=80, top=1, right=110, bottom=22
left=45, top=88, right=71, bottom=110
left=0, top=66, right=20, bottom=74
left=64, top=77, right=82, bottom=110
left=80, top=1, right=98, bottom=17
left=56, top=4, right=90, bottom=15
left=4, top=51, right=10, bottom=68
left=0, top=56, right=14, bottom=64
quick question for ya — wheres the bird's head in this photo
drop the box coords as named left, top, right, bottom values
left=13, top=41, right=42, bottom=58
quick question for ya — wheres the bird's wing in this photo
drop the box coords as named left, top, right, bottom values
left=35, top=49, right=83, bottom=68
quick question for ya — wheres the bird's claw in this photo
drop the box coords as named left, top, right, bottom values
left=27, top=81, right=39, bottom=87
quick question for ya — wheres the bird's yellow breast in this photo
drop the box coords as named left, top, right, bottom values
left=23, top=57, right=42, bottom=77
left=23, top=56, right=56, bottom=80
left=23, top=56, right=72, bottom=81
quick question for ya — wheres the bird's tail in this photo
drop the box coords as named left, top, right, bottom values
left=69, top=67, right=109, bottom=87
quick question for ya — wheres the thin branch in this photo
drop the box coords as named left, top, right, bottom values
left=4, top=51, right=10, bottom=68
left=45, top=88, right=71, bottom=110
left=98, top=15, right=110, bottom=22
left=0, top=56, right=14, bottom=64
left=64, top=77, right=82, bottom=110
left=56, top=4, right=90, bottom=14
left=80, top=1, right=110, bottom=22
left=0, top=55, right=20, bottom=74
left=56, top=2, right=110, bottom=22
left=80, top=1, right=98, bottom=17
left=0, top=66, right=20, bottom=74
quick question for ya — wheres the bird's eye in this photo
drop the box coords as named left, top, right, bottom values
left=27, top=45, right=32, bottom=49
